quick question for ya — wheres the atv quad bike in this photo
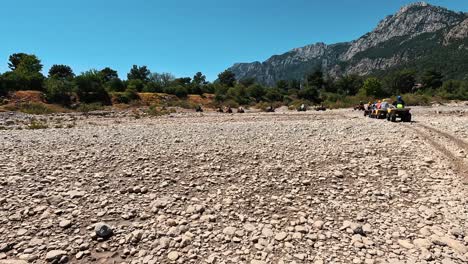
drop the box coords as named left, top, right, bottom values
left=297, top=105, right=307, bottom=112
left=314, top=106, right=326, bottom=111
left=368, top=109, right=387, bottom=119
left=354, top=104, right=365, bottom=111
left=387, top=108, right=412, bottom=122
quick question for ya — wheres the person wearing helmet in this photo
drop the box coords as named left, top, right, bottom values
left=376, top=100, right=382, bottom=109
left=380, top=99, right=390, bottom=110
left=393, top=96, right=405, bottom=109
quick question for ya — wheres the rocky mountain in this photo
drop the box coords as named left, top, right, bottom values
left=228, top=2, right=468, bottom=86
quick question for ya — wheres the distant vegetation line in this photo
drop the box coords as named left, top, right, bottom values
left=0, top=53, right=467, bottom=112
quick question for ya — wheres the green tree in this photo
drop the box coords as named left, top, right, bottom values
left=164, top=85, right=188, bottom=98
left=105, top=78, right=125, bottom=92
left=2, top=71, right=42, bottom=91
left=127, top=65, right=150, bottom=82
left=235, top=84, right=250, bottom=105
left=48, top=64, right=74, bottom=79
left=298, top=87, right=320, bottom=103
left=288, top=80, right=301, bottom=90
left=173, top=77, right=191, bottom=86
left=214, top=83, right=229, bottom=101
left=247, top=84, right=266, bottom=102
left=100, top=67, right=119, bottom=83
left=142, top=82, right=162, bottom=93
left=192, top=72, right=206, bottom=85
left=0, top=74, right=7, bottom=96
left=265, top=88, right=283, bottom=102
left=127, top=79, right=145, bottom=92
left=14, top=54, right=43, bottom=73
left=149, top=72, right=175, bottom=88
left=44, top=78, right=76, bottom=105
left=191, top=72, right=206, bottom=95
left=306, top=70, right=324, bottom=89
left=239, top=77, right=255, bottom=87
left=421, top=70, right=443, bottom=90
left=335, top=75, right=363, bottom=96
left=276, top=80, right=289, bottom=91
left=74, top=70, right=110, bottom=104
left=3, top=53, right=45, bottom=91
left=218, top=70, right=236, bottom=87
left=384, top=69, right=416, bottom=94
left=359, top=77, right=384, bottom=97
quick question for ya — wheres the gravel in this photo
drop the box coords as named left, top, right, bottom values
left=0, top=106, right=467, bottom=263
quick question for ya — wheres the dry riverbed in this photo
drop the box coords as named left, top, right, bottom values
left=0, top=105, right=467, bottom=264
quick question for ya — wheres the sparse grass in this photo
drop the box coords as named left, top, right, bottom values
left=76, top=103, right=104, bottom=113
left=27, top=120, right=49, bottom=129
left=145, top=105, right=175, bottom=116
left=1, top=102, right=68, bottom=114
left=19, top=103, right=57, bottom=115
left=255, top=101, right=283, bottom=111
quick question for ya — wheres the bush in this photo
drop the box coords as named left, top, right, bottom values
left=265, top=88, right=283, bottom=102
left=145, top=105, right=175, bottom=116
left=223, top=99, right=239, bottom=108
left=44, top=78, right=75, bottom=105
left=76, top=103, right=104, bottom=113
left=359, top=77, right=384, bottom=97
left=400, top=94, right=435, bottom=106
left=247, top=84, right=266, bottom=102
left=27, top=120, right=48, bottom=129
left=165, top=100, right=197, bottom=109
left=298, top=87, right=321, bottom=103
left=1, top=71, right=44, bottom=92
left=74, top=70, right=110, bottom=104
left=127, top=79, right=145, bottom=92
left=105, top=78, right=125, bottom=92
left=142, top=82, right=162, bottom=93
left=255, top=101, right=283, bottom=111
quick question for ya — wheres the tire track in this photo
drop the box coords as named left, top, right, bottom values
left=404, top=123, right=468, bottom=180
left=417, top=123, right=468, bottom=150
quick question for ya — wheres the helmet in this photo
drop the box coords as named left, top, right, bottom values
left=397, top=96, right=402, bottom=100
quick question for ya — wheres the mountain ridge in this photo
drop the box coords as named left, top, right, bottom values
left=228, top=2, right=468, bottom=86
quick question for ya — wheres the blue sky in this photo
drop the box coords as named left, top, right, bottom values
left=1, top=0, right=466, bottom=81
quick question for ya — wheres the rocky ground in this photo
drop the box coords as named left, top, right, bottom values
left=0, top=105, right=467, bottom=264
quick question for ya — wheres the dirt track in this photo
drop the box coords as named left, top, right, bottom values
left=0, top=105, right=467, bottom=264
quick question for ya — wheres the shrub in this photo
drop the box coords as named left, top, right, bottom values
left=44, top=78, right=75, bottom=105
left=76, top=103, right=104, bottom=113
left=298, top=87, right=321, bottom=103
left=265, top=88, right=283, bottom=102
left=165, top=100, right=197, bottom=109
left=18, top=102, right=56, bottom=115
left=27, top=120, right=48, bottom=129
left=74, top=70, right=110, bottom=104
left=145, top=105, right=175, bottom=116
left=223, top=99, right=239, bottom=108
left=113, top=87, right=140, bottom=104
left=105, top=78, right=125, bottom=92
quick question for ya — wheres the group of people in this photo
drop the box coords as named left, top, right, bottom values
left=216, top=106, right=245, bottom=113
left=366, top=96, right=406, bottom=111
